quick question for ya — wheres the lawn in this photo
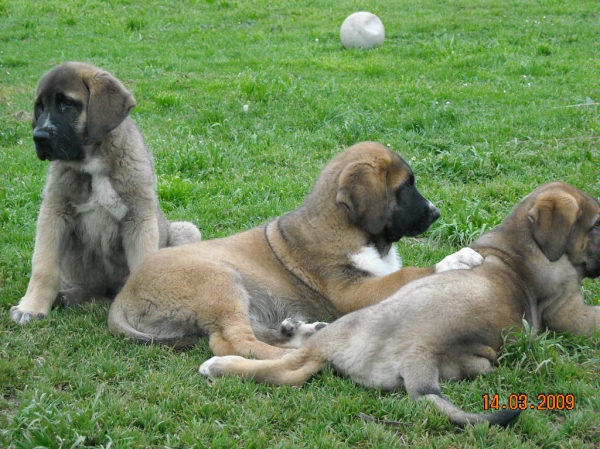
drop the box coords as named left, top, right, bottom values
left=1, top=0, right=599, bottom=447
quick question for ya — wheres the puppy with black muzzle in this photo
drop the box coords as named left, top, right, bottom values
left=200, top=182, right=600, bottom=426
left=109, top=141, right=482, bottom=359
left=10, top=62, right=201, bottom=324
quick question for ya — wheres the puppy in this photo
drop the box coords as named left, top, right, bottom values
left=109, top=141, right=482, bottom=359
left=10, top=62, right=201, bottom=324
left=200, top=182, right=600, bottom=426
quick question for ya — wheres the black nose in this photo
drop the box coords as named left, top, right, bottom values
left=427, top=203, right=440, bottom=223
left=33, top=130, right=50, bottom=145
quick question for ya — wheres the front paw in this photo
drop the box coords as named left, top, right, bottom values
left=10, top=304, right=48, bottom=324
left=10, top=291, right=57, bottom=324
left=435, top=247, right=483, bottom=273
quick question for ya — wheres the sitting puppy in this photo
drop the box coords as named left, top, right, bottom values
left=201, top=182, right=600, bottom=426
left=10, top=62, right=201, bottom=324
left=109, top=141, right=482, bottom=359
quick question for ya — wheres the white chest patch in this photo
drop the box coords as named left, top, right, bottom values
left=75, top=158, right=128, bottom=220
left=349, top=245, right=402, bottom=277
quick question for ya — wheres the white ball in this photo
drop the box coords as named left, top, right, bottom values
left=340, top=12, right=385, bottom=50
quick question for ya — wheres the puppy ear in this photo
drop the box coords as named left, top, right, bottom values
left=336, top=160, right=388, bottom=235
left=527, top=191, right=581, bottom=262
left=84, top=69, right=136, bottom=140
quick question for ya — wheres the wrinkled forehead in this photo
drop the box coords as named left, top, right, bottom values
left=386, top=152, right=414, bottom=187
left=36, top=64, right=91, bottom=100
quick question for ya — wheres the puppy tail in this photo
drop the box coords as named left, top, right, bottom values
left=108, top=300, right=154, bottom=343
left=166, top=221, right=202, bottom=246
left=108, top=300, right=200, bottom=347
left=422, top=391, right=521, bottom=427
left=403, top=355, right=520, bottom=426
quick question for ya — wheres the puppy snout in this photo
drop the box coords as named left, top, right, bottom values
left=428, top=202, right=441, bottom=222
left=33, top=129, right=53, bottom=160
left=33, top=129, right=51, bottom=145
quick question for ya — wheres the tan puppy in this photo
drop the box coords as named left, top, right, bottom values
left=10, top=62, right=201, bottom=324
left=109, top=142, right=482, bottom=359
left=200, top=182, right=600, bottom=426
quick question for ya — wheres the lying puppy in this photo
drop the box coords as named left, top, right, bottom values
left=200, top=182, right=600, bottom=426
left=109, top=141, right=482, bottom=359
left=10, top=62, right=201, bottom=324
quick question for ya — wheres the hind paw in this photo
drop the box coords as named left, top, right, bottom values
left=278, top=318, right=328, bottom=348
left=199, top=355, right=244, bottom=377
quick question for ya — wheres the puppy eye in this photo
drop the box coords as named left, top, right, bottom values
left=56, top=93, right=76, bottom=111
left=594, top=220, right=600, bottom=229
left=402, top=174, right=415, bottom=190
left=34, top=101, right=43, bottom=118
left=59, top=97, right=75, bottom=112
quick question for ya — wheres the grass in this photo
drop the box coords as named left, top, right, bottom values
left=1, top=0, right=600, bottom=446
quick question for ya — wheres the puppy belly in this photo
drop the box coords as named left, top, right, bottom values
left=329, top=344, right=405, bottom=390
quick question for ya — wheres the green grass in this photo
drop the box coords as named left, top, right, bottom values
left=1, top=0, right=600, bottom=447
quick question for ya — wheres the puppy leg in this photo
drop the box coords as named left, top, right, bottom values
left=195, top=269, right=300, bottom=358
left=11, top=204, right=65, bottom=323
left=210, top=318, right=291, bottom=359
left=121, top=215, right=161, bottom=273
left=543, top=291, right=600, bottom=336
left=331, top=265, right=436, bottom=313
left=200, top=346, right=327, bottom=386
left=207, top=332, right=236, bottom=356
left=333, top=248, right=484, bottom=313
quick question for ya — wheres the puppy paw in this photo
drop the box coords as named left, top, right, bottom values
left=9, top=305, right=47, bottom=324
left=199, top=356, right=221, bottom=377
left=435, top=247, right=484, bottom=273
left=10, top=289, right=58, bottom=324
left=199, top=356, right=243, bottom=377
left=278, top=318, right=328, bottom=348
left=54, top=289, right=111, bottom=308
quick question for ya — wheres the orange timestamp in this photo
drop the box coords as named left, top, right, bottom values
left=482, top=393, right=575, bottom=411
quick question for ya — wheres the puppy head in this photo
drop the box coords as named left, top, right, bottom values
left=32, top=61, right=136, bottom=161
left=335, top=142, right=440, bottom=242
left=528, top=182, right=600, bottom=278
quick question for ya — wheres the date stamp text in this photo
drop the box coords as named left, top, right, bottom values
left=482, top=393, right=575, bottom=411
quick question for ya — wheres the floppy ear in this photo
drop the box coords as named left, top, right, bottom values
left=84, top=69, right=136, bottom=140
left=527, top=191, right=581, bottom=262
left=336, top=161, right=389, bottom=235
